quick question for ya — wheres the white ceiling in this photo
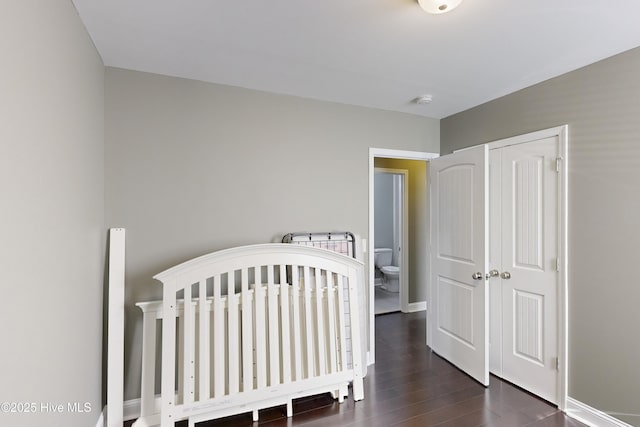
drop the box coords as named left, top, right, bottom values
left=72, top=0, right=640, bottom=119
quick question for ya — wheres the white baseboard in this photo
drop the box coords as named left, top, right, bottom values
left=566, top=397, right=634, bottom=427
left=407, top=301, right=426, bottom=312
left=95, top=406, right=106, bottom=427
left=124, top=397, right=143, bottom=421
left=123, top=395, right=168, bottom=421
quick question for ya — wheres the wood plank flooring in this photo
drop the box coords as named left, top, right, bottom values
left=126, top=311, right=586, bottom=427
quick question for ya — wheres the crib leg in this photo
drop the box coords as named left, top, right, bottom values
left=352, top=376, right=364, bottom=401
left=340, top=385, right=348, bottom=402
left=331, top=385, right=348, bottom=403
left=252, top=409, right=259, bottom=422
left=286, top=400, right=293, bottom=417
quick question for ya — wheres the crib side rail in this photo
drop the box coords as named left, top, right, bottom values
left=139, top=244, right=364, bottom=427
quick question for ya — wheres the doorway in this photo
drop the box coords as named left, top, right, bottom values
left=367, top=149, right=438, bottom=365
left=374, top=168, right=407, bottom=315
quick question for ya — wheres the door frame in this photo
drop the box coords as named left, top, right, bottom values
left=459, top=125, right=568, bottom=410
left=368, top=148, right=438, bottom=365
left=374, top=167, right=409, bottom=313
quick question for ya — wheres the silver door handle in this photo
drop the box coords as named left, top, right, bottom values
left=500, top=271, right=511, bottom=279
left=472, top=272, right=484, bottom=280
left=487, top=269, right=500, bottom=279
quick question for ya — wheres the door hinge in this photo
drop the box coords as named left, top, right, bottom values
left=556, top=257, right=560, bottom=272
left=555, top=357, right=559, bottom=371
left=555, top=157, right=563, bottom=173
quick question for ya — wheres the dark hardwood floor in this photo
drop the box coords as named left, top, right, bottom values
left=127, top=311, right=586, bottom=427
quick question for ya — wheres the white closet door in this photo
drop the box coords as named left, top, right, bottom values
left=501, top=137, right=559, bottom=403
left=429, top=145, right=489, bottom=386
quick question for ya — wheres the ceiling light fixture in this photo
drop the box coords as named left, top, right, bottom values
left=417, top=0, right=463, bottom=14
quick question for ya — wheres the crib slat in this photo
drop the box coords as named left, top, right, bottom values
left=303, top=266, right=314, bottom=378
left=161, top=283, right=177, bottom=426
left=213, top=275, right=224, bottom=398
left=326, top=272, right=338, bottom=374
left=279, top=265, right=292, bottom=384
left=198, top=279, right=210, bottom=401
left=255, top=267, right=267, bottom=389
left=241, top=268, right=253, bottom=393
left=314, top=268, right=326, bottom=376
left=291, top=265, right=302, bottom=381
left=140, top=310, right=157, bottom=417
left=228, top=276, right=239, bottom=395
left=340, top=275, right=352, bottom=369
left=184, top=285, right=196, bottom=405
left=336, top=274, right=347, bottom=372
left=347, top=267, right=364, bottom=401
left=177, top=312, right=184, bottom=404
left=267, top=265, right=280, bottom=386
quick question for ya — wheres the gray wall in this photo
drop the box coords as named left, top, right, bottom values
left=105, top=68, right=439, bottom=399
left=0, top=1, right=105, bottom=426
left=374, top=158, right=429, bottom=303
left=441, top=47, right=640, bottom=426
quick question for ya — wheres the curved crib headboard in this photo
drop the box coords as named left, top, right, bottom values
left=154, top=243, right=363, bottom=286
left=145, top=243, right=365, bottom=426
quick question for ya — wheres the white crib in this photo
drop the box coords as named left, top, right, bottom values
left=132, top=243, right=364, bottom=427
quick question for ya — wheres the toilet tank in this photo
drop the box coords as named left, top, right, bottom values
left=374, top=248, right=392, bottom=268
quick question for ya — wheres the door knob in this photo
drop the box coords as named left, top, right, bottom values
left=487, top=269, right=500, bottom=278
left=500, top=271, right=511, bottom=279
left=472, top=272, right=484, bottom=280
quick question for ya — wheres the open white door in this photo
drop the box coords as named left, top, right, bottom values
left=428, top=145, right=489, bottom=386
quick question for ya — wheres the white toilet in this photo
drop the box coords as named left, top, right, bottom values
left=374, top=248, right=400, bottom=293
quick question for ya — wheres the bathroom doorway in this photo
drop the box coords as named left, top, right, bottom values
left=367, top=149, right=438, bottom=365
left=374, top=168, right=407, bottom=315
